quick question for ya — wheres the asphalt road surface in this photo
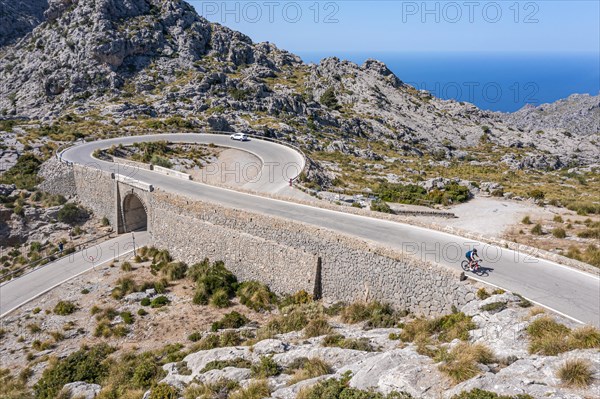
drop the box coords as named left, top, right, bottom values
left=2, top=133, right=598, bottom=326
left=1, top=232, right=148, bottom=317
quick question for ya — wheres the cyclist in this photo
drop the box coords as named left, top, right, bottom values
left=465, top=248, right=480, bottom=271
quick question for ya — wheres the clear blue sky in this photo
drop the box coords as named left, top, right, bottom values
left=188, top=0, right=599, bottom=53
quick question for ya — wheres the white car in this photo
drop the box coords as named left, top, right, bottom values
left=230, top=133, right=248, bottom=141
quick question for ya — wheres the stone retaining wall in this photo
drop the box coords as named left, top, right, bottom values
left=72, top=165, right=117, bottom=227
left=150, top=191, right=477, bottom=316
left=59, top=164, right=478, bottom=316
left=37, top=158, right=77, bottom=197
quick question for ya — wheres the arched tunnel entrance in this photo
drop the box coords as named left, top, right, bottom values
left=122, top=193, right=148, bottom=232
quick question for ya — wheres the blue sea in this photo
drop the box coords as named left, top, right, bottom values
left=296, top=52, right=600, bottom=113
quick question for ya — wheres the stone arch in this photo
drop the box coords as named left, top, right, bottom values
left=122, top=192, right=148, bottom=232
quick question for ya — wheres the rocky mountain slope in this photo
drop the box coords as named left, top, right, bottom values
left=503, top=93, right=600, bottom=136
left=0, top=0, right=48, bottom=47
left=0, top=0, right=598, bottom=169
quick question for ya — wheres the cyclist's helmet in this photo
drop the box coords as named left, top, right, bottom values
left=472, top=248, right=478, bottom=254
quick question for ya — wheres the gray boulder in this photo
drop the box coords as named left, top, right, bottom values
left=61, top=381, right=101, bottom=399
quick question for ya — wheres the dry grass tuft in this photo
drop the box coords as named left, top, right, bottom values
left=557, top=359, right=593, bottom=388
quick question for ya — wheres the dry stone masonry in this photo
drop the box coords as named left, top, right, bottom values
left=57, top=162, right=477, bottom=316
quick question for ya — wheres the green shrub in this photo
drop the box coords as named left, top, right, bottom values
left=149, top=383, right=178, bottom=399
left=577, top=228, right=600, bottom=239
left=191, top=334, right=220, bottom=350
left=428, top=183, right=470, bottom=205
left=297, top=371, right=411, bottom=399
left=229, top=380, right=270, bottom=399
left=476, top=288, right=490, bottom=300
left=480, top=302, right=506, bottom=312
left=319, top=88, right=340, bottom=110
left=219, top=330, right=243, bottom=347
left=514, top=294, right=532, bottom=308
left=121, top=262, right=133, bottom=272
left=192, top=287, right=208, bottom=305
left=556, top=359, right=593, bottom=388
left=566, top=201, right=600, bottom=215
left=521, top=216, right=532, bottom=225
left=400, top=312, right=476, bottom=343
left=211, top=311, right=249, bottom=331
left=258, top=308, right=308, bottom=338
left=370, top=199, right=394, bottom=214
left=210, top=288, right=231, bottom=308
left=57, top=203, right=88, bottom=225
left=120, top=311, right=134, bottom=324
left=552, top=228, right=567, bottom=238
left=237, top=281, right=277, bottom=311
left=150, top=296, right=170, bottom=308
left=451, top=388, right=533, bottom=399
left=375, top=182, right=427, bottom=205
left=553, top=215, right=563, bottom=223
left=250, top=356, right=281, bottom=378
left=162, top=262, right=188, bottom=281
left=322, top=334, right=375, bottom=352
left=303, top=318, right=333, bottom=338
left=287, top=357, right=332, bottom=385
left=200, top=358, right=252, bottom=373
left=137, top=308, right=148, bottom=316
left=279, top=290, right=313, bottom=308
left=187, top=332, right=202, bottom=342
left=140, top=298, right=151, bottom=306
left=54, top=301, right=77, bottom=316
left=0, top=368, right=32, bottom=399
left=0, top=153, right=42, bottom=190
left=565, top=244, right=600, bottom=267
left=188, top=259, right=237, bottom=306
left=183, top=379, right=239, bottom=399
left=150, top=155, right=173, bottom=169
left=340, top=301, right=403, bottom=328
left=34, top=344, right=114, bottom=399
left=112, top=277, right=138, bottom=300
left=530, top=223, right=543, bottom=235
left=528, top=189, right=545, bottom=200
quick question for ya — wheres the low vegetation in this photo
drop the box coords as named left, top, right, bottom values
left=526, top=316, right=600, bottom=355
left=287, top=357, right=332, bottom=385
left=556, top=359, right=593, bottom=388
left=183, top=379, right=240, bottom=399
left=297, top=371, right=412, bottom=399
left=200, top=358, right=252, bottom=373
left=0, top=153, right=42, bottom=190
left=400, top=312, right=476, bottom=345
left=450, top=389, right=533, bottom=399
left=565, top=244, right=600, bottom=267
left=250, top=356, right=281, bottom=379
left=228, top=380, right=271, bottom=399
left=236, top=281, right=277, bottom=311
left=187, top=258, right=238, bottom=308
left=340, top=301, right=405, bottom=328
left=322, top=334, right=376, bottom=352
left=303, top=318, right=333, bottom=338
left=53, top=300, right=77, bottom=316
left=437, top=343, right=496, bottom=384
left=57, top=203, right=88, bottom=225
left=210, top=311, right=249, bottom=331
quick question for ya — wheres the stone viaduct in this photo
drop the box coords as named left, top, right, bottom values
left=44, top=161, right=476, bottom=316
